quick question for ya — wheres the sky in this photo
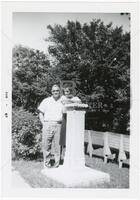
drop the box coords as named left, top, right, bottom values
left=13, top=13, right=130, bottom=53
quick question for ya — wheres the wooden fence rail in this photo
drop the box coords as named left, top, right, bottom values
left=84, top=130, right=130, bottom=168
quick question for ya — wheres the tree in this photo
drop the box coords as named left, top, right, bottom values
left=46, top=20, right=130, bottom=133
left=12, top=45, right=54, bottom=112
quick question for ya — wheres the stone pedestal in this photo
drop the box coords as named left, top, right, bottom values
left=42, top=107, right=110, bottom=187
left=64, top=110, right=85, bottom=169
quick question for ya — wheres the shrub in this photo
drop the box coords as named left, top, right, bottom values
left=12, top=108, right=42, bottom=160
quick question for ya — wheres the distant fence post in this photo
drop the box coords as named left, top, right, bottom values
left=87, top=130, right=94, bottom=157
left=118, top=134, right=127, bottom=168
left=103, top=132, right=111, bottom=163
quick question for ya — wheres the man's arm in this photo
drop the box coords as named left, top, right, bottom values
left=38, top=98, right=47, bottom=125
left=39, top=112, right=44, bottom=125
left=71, top=96, right=82, bottom=103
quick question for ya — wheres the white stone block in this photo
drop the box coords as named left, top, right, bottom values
left=42, top=166, right=110, bottom=187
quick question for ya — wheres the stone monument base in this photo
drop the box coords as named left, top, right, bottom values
left=41, top=166, right=110, bottom=187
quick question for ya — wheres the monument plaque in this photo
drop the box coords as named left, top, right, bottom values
left=42, top=103, right=110, bottom=187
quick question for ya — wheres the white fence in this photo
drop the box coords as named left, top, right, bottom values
left=85, top=130, right=130, bottom=168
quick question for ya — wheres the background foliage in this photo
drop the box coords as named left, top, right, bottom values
left=47, top=19, right=130, bottom=133
left=12, top=108, right=42, bottom=160
left=12, top=45, right=52, bottom=113
left=12, top=19, right=130, bottom=159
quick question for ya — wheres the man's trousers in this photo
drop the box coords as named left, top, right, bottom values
left=42, top=121, right=61, bottom=167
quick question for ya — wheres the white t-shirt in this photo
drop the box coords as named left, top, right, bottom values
left=60, top=95, right=81, bottom=113
left=60, top=95, right=81, bottom=103
left=38, top=96, right=63, bottom=122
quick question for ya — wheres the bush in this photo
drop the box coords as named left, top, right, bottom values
left=12, top=108, right=42, bottom=160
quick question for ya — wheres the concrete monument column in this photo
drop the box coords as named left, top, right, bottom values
left=64, top=110, right=85, bottom=169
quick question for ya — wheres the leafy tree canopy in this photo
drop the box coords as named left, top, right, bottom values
left=12, top=45, right=54, bottom=112
left=46, top=19, right=130, bottom=133
left=12, top=18, right=130, bottom=133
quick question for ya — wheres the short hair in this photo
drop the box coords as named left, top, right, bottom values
left=51, top=84, right=60, bottom=91
left=63, top=87, right=73, bottom=94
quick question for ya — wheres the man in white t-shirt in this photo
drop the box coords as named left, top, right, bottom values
left=38, top=85, right=63, bottom=168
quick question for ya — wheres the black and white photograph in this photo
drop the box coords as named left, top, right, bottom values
left=12, top=11, right=130, bottom=188
left=1, top=1, right=140, bottom=199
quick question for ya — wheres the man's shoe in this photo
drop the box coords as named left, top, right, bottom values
left=45, top=163, right=52, bottom=168
left=53, top=163, right=59, bottom=168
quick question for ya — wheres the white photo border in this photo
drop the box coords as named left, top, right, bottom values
left=1, top=0, right=140, bottom=199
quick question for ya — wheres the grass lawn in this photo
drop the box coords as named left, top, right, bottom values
left=12, top=153, right=129, bottom=188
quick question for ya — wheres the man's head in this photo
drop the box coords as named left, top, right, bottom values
left=51, top=85, right=61, bottom=100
